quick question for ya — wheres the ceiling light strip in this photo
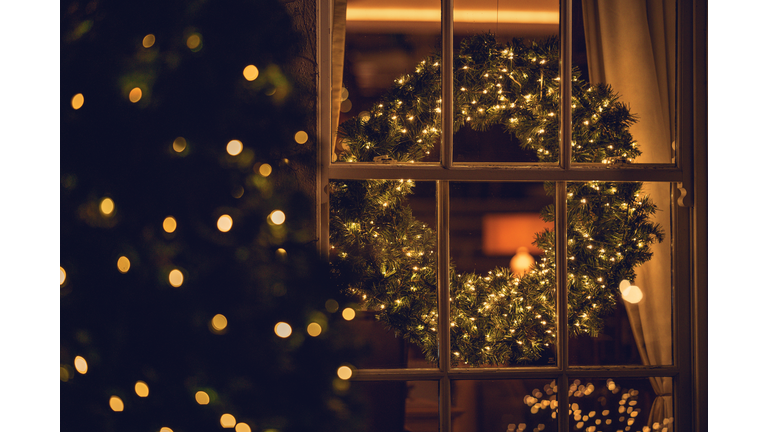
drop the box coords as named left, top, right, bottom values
left=346, top=8, right=559, bottom=24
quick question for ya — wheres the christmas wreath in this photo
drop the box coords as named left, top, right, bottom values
left=330, top=34, right=664, bottom=366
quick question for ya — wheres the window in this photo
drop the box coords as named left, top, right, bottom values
left=317, top=0, right=706, bottom=430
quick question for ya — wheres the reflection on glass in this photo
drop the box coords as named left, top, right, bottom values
left=574, top=0, right=676, bottom=164
left=450, top=182, right=556, bottom=367
left=567, top=182, right=672, bottom=366
left=568, top=378, right=674, bottom=432
left=333, top=0, right=442, bottom=163
left=452, top=379, right=558, bottom=432
left=453, top=0, right=560, bottom=163
left=331, top=181, right=437, bottom=368
left=351, top=381, right=438, bottom=432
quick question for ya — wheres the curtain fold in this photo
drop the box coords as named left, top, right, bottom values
left=331, top=0, right=348, bottom=161
left=581, top=1, right=676, bottom=429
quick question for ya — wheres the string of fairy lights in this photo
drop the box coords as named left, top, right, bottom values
left=510, top=379, right=674, bottom=432
left=61, top=32, right=361, bottom=428
left=60, top=146, right=357, bottom=429
left=330, top=34, right=664, bottom=366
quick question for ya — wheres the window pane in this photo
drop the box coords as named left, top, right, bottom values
left=449, top=182, right=556, bottom=367
left=452, top=1, right=560, bottom=163
left=330, top=180, right=437, bottom=367
left=572, top=0, right=676, bottom=165
left=452, top=379, right=558, bottom=432
left=566, top=182, right=673, bottom=366
left=350, top=380, right=439, bottom=432
left=334, top=0, right=442, bottom=163
left=568, top=377, right=675, bottom=432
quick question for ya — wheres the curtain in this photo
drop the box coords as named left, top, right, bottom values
left=331, top=0, right=348, bottom=161
left=582, top=1, right=676, bottom=429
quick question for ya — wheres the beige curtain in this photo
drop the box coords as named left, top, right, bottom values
left=331, top=0, right=348, bottom=160
left=582, top=1, right=675, bottom=429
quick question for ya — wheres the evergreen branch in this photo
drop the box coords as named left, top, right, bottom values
left=331, top=34, right=663, bottom=366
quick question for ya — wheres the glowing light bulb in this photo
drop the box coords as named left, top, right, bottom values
left=71, top=93, right=84, bottom=110
left=243, top=65, right=259, bottom=81
left=142, top=34, right=155, bottom=48
left=187, top=33, right=202, bottom=50
left=258, top=163, right=272, bottom=177
left=294, top=131, right=308, bottom=144
left=337, top=366, right=353, bottom=380
left=60, top=267, right=67, bottom=285
left=100, top=198, right=115, bottom=216
left=274, top=322, right=292, bottom=338
left=220, top=414, right=236, bottom=428
left=622, top=285, right=643, bottom=304
left=163, top=216, right=177, bottom=233
left=307, top=322, right=322, bottom=337
left=510, top=247, right=535, bottom=276
left=169, top=269, right=184, bottom=287
left=172, top=137, right=187, bottom=153
left=134, top=381, right=149, bottom=397
left=195, top=391, right=210, bottom=405
left=341, top=308, right=355, bottom=321
left=117, top=256, right=131, bottom=273
left=109, top=396, right=124, bottom=412
left=217, top=214, right=233, bottom=232
left=74, top=356, right=88, bottom=374
left=269, top=210, right=285, bottom=225
left=129, top=87, right=142, bottom=103
left=226, top=140, right=243, bottom=156
left=211, top=314, right=228, bottom=331
left=235, top=423, right=252, bottom=432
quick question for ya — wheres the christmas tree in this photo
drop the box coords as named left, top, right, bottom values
left=60, top=0, right=363, bottom=430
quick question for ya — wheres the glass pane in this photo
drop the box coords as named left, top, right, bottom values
left=334, top=0, right=442, bottom=163
left=572, top=0, right=676, bottom=164
left=568, top=377, right=675, bottom=432
left=452, top=0, right=560, bottom=163
left=452, top=379, right=558, bottom=432
left=350, top=380, right=439, bottom=432
left=449, top=182, right=556, bottom=367
left=330, top=180, right=438, bottom=367
left=567, top=182, right=673, bottom=366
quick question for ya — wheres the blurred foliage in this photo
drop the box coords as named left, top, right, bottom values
left=60, top=0, right=364, bottom=431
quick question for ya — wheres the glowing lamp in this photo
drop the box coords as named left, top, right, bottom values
left=510, top=247, right=535, bottom=276
left=619, top=279, right=643, bottom=304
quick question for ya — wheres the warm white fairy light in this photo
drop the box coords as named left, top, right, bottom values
left=331, top=36, right=658, bottom=367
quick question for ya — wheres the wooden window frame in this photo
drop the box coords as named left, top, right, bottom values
left=315, top=0, right=707, bottom=430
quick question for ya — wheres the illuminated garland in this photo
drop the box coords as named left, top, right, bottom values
left=330, top=34, right=664, bottom=365
left=515, top=378, right=674, bottom=432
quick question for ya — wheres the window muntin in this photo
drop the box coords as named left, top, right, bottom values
left=322, top=0, right=690, bottom=431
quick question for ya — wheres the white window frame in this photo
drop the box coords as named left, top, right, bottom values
left=315, top=0, right=707, bottom=430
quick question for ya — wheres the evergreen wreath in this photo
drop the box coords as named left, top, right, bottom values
left=330, top=34, right=664, bottom=366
